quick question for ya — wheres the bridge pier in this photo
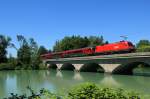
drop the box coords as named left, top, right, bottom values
left=46, top=64, right=50, bottom=68
left=99, top=64, right=121, bottom=73
left=72, top=64, right=84, bottom=72
left=42, top=60, right=47, bottom=67
left=56, top=64, right=63, bottom=70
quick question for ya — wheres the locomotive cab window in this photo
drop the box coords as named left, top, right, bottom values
left=128, top=42, right=133, bottom=46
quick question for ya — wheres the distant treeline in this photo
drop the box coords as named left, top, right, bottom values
left=0, top=34, right=150, bottom=70
left=53, top=35, right=109, bottom=52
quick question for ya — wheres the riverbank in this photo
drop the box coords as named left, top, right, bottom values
left=0, top=63, right=47, bottom=70
left=5, top=82, right=147, bottom=99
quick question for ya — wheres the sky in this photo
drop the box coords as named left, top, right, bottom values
left=0, top=0, right=150, bottom=57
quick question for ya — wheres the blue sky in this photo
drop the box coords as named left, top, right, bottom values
left=0, top=0, right=150, bottom=56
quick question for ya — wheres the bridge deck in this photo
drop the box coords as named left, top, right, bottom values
left=44, top=52, right=150, bottom=61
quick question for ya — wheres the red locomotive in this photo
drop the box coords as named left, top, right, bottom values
left=41, top=41, right=135, bottom=59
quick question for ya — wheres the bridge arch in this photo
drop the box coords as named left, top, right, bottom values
left=80, top=63, right=104, bottom=73
left=112, top=61, right=150, bottom=75
left=60, top=63, right=75, bottom=70
left=47, top=64, right=57, bottom=69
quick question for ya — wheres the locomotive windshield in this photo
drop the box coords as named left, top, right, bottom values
left=128, top=42, right=133, bottom=46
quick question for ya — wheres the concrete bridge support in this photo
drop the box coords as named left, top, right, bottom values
left=46, top=64, right=50, bottom=68
left=72, top=64, right=84, bottom=72
left=56, top=64, right=63, bottom=70
left=42, top=60, right=47, bottom=68
left=100, top=64, right=121, bottom=73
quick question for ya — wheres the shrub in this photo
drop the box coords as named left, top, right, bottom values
left=67, top=83, right=140, bottom=99
left=68, top=83, right=100, bottom=99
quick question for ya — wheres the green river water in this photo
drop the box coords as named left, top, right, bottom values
left=0, top=69, right=150, bottom=98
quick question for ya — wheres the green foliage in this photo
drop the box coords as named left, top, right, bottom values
left=17, top=44, right=31, bottom=65
left=38, top=46, right=48, bottom=55
left=39, top=63, right=47, bottom=70
left=67, top=83, right=141, bottom=99
left=0, top=63, right=15, bottom=70
left=68, top=83, right=100, bottom=99
left=136, top=40, right=150, bottom=52
left=0, top=35, right=11, bottom=63
left=42, top=89, right=62, bottom=99
left=5, top=86, right=61, bottom=99
left=53, top=35, right=105, bottom=52
left=136, top=40, right=150, bottom=48
left=136, top=45, right=150, bottom=52
left=16, top=35, right=49, bottom=70
left=0, top=34, right=49, bottom=70
left=88, top=36, right=104, bottom=47
left=29, top=38, right=40, bottom=69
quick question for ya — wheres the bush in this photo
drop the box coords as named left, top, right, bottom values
left=68, top=83, right=100, bottom=99
left=67, top=83, right=140, bottom=99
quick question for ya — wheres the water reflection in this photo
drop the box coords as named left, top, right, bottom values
left=133, top=68, right=150, bottom=76
left=0, top=71, right=7, bottom=97
left=56, top=70, right=63, bottom=78
left=0, top=70, right=150, bottom=98
left=73, top=72, right=83, bottom=81
left=100, top=74, right=121, bottom=88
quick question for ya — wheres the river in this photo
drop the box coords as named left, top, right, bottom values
left=0, top=69, right=150, bottom=98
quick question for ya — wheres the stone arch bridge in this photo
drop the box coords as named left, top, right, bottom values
left=43, top=52, right=150, bottom=74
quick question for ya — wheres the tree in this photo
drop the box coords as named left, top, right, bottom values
left=17, top=44, right=31, bottom=67
left=29, top=38, right=39, bottom=69
left=17, top=35, right=30, bottom=67
left=17, top=35, right=41, bottom=69
left=53, top=36, right=88, bottom=51
left=0, top=35, right=11, bottom=63
left=53, top=35, right=105, bottom=52
left=88, top=36, right=104, bottom=47
left=136, top=40, right=150, bottom=48
left=38, top=46, right=48, bottom=55
left=53, top=41, right=62, bottom=52
left=136, top=40, right=150, bottom=52
left=105, top=41, right=109, bottom=44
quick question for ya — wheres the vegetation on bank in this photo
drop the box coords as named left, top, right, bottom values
left=5, top=82, right=145, bottom=99
left=0, top=35, right=48, bottom=70
left=0, top=34, right=150, bottom=70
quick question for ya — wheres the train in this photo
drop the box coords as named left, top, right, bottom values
left=41, top=41, right=135, bottom=59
